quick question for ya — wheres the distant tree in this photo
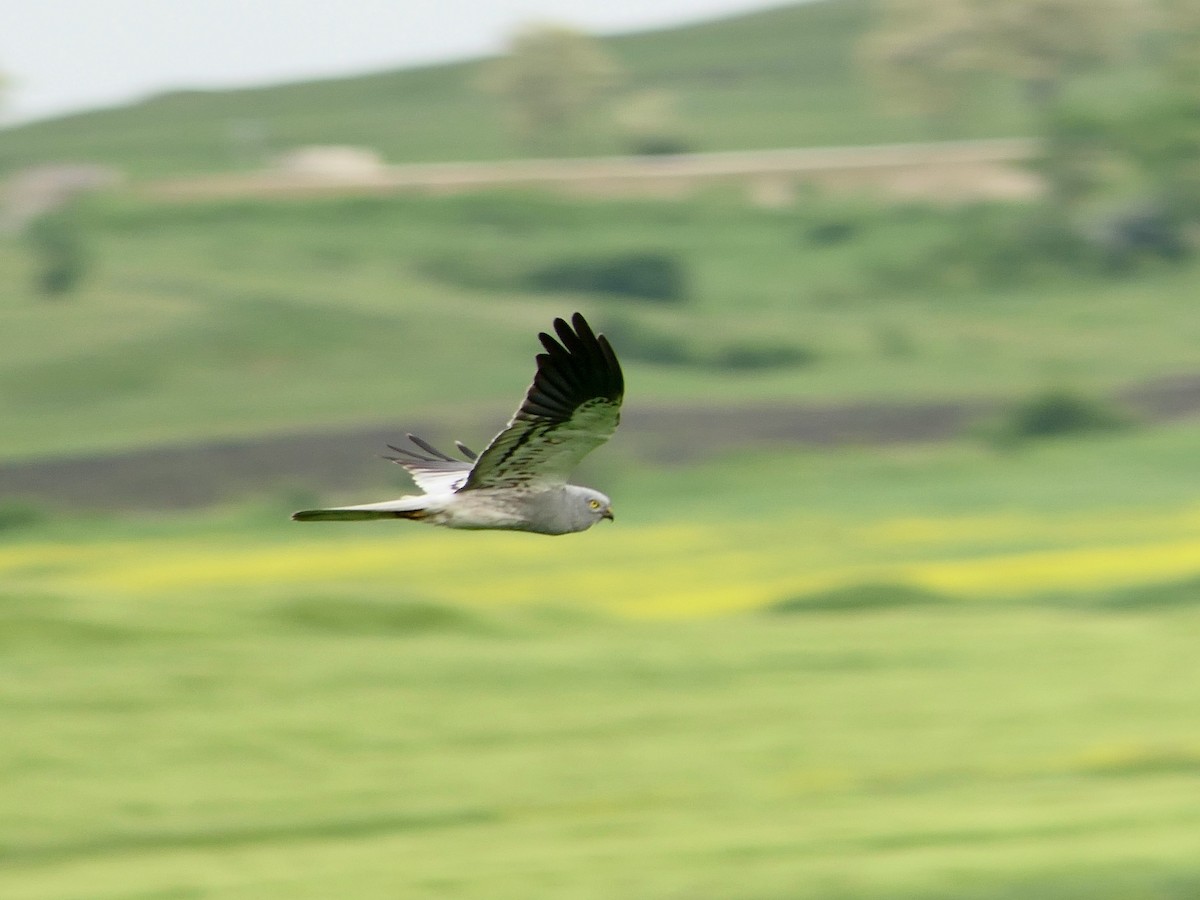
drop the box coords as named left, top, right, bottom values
left=479, top=23, right=624, bottom=152
left=613, top=89, right=692, bottom=156
left=860, top=0, right=1150, bottom=210
left=857, top=0, right=981, bottom=125
left=1110, top=1, right=1200, bottom=221
left=860, top=0, right=1148, bottom=126
left=1158, top=0, right=1200, bottom=101
left=26, top=210, right=88, bottom=299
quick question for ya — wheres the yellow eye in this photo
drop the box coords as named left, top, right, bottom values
left=588, top=499, right=601, bottom=510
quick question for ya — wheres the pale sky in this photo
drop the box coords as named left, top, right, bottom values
left=2, top=0, right=796, bottom=125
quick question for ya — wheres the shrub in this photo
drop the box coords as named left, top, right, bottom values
left=707, top=340, right=816, bottom=371
left=626, top=135, right=693, bottom=156
left=795, top=195, right=899, bottom=248
left=598, top=316, right=691, bottom=366
left=770, top=583, right=952, bottom=614
left=525, top=251, right=687, bottom=303
left=804, top=218, right=860, bottom=246
left=441, top=191, right=586, bottom=232
left=417, top=251, right=523, bottom=293
left=599, top=317, right=815, bottom=371
left=273, top=597, right=485, bottom=636
left=0, top=503, right=44, bottom=533
left=873, top=323, right=917, bottom=358
left=1094, top=576, right=1200, bottom=612
left=985, top=388, right=1131, bottom=446
left=26, top=212, right=89, bottom=298
left=863, top=203, right=1098, bottom=293
left=1090, top=202, right=1189, bottom=272
left=420, top=248, right=688, bottom=303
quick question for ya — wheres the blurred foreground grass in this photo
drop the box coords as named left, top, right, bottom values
left=6, top=600, right=1200, bottom=899
left=4, top=427, right=1200, bottom=898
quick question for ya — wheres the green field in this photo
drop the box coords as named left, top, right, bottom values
left=6, top=602, right=1200, bottom=899
left=5, top=427, right=1200, bottom=899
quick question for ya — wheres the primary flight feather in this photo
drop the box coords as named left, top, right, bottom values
left=292, top=312, right=624, bottom=535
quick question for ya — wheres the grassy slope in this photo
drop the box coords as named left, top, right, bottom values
left=0, top=0, right=1036, bottom=179
left=3, top=191, right=1200, bottom=461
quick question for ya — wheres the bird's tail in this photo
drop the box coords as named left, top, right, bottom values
left=291, top=497, right=429, bottom=522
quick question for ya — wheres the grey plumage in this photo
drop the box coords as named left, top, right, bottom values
left=292, top=313, right=623, bottom=535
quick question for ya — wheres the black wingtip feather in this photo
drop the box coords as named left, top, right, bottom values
left=406, top=433, right=456, bottom=460
left=554, top=316, right=586, bottom=354
left=518, top=312, right=623, bottom=425
left=384, top=435, right=474, bottom=465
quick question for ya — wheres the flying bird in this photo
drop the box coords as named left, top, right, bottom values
left=292, top=312, right=623, bottom=535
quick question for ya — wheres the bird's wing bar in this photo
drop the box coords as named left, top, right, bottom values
left=461, top=313, right=624, bottom=491
left=384, top=433, right=475, bottom=495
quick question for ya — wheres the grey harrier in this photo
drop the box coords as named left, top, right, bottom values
left=292, top=313, right=623, bottom=535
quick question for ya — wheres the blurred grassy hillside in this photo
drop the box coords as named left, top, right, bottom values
left=0, top=0, right=1077, bottom=178
left=3, top=190, right=1200, bottom=463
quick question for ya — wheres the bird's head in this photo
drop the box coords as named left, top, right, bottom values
left=574, top=486, right=614, bottom=525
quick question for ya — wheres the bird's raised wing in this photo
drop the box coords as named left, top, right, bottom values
left=384, top=434, right=477, bottom=495
left=460, top=312, right=624, bottom=491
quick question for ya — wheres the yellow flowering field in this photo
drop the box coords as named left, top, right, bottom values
left=5, top=500, right=1199, bottom=619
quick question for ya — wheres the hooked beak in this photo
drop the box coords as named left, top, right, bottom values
left=601, top=506, right=615, bottom=522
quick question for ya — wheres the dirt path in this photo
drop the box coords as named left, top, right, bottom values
left=2, top=373, right=1198, bottom=513
left=146, top=140, right=1041, bottom=205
